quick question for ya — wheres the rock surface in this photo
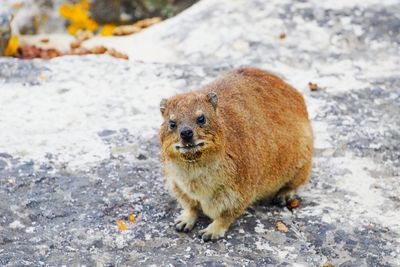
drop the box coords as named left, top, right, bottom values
left=0, top=11, right=12, bottom=56
left=0, top=0, right=399, bottom=266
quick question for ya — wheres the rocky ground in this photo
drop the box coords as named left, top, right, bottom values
left=0, top=0, right=399, bottom=266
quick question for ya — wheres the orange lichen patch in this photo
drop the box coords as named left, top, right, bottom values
left=5, top=35, right=19, bottom=56
left=287, top=198, right=301, bottom=210
left=101, top=24, right=117, bottom=36
left=60, top=0, right=98, bottom=35
left=116, top=220, right=127, bottom=231
left=129, top=214, right=136, bottom=223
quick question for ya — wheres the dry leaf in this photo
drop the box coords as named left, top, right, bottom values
left=16, top=45, right=61, bottom=59
left=308, top=82, right=318, bottom=91
left=76, top=30, right=93, bottom=42
left=112, top=25, right=142, bottom=36
left=279, top=32, right=286, bottom=39
left=90, top=46, right=107, bottom=54
left=112, top=17, right=162, bottom=36
left=276, top=221, right=288, bottom=233
left=116, top=220, right=127, bottom=231
left=322, top=262, right=334, bottom=267
left=108, top=48, right=129, bottom=60
left=133, top=17, right=162, bottom=28
left=70, top=40, right=81, bottom=49
left=287, top=198, right=301, bottom=210
left=69, top=47, right=90, bottom=55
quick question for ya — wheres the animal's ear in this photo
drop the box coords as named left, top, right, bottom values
left=207, top=92, right=218, bottom=110
left=160, top=98, right=167, bottom=114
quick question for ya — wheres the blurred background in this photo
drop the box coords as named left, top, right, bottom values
left=0, top=0, right=198, bottom=58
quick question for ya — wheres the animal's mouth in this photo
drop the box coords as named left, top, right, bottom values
left=175, top=141, right=205, bottom=151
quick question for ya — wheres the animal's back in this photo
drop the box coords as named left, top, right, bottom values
left=202, top=67, right=313, bottom=201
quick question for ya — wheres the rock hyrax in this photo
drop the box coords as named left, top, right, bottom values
left=159, top=67, right=313, bottom=241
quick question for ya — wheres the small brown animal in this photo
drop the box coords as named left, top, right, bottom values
left=159, top=67, right=313, bottom=241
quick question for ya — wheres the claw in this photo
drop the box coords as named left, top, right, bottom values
left=174, top=211, right=197, bottom=233
left=198, top=223, right=226, bottom=242
left=175, top=221, right=193, bottom=232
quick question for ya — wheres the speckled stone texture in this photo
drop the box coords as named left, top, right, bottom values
left=0, top=0, right=399, bottom=266
left=0, top=11, right=12, bottom=56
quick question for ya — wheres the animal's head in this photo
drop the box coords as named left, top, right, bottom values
left=159, top=91, right=224, bottom=162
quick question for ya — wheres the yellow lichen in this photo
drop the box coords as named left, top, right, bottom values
left=80, top=0, right=90, bottom=10
left=129, top=214, right=136, bottom=223
left=116, top=220, right=127, bottom=231
left=5, top=35, right=19, bottom=57
left=100, top=24, right=117, bottom=36
left=59, top=0, right=98, bottom=35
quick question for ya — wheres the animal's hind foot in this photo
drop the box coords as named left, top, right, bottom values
left=272, top=188, right=296, bottom=207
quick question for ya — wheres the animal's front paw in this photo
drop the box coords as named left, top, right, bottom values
left=174, top=210, right=197, bottom=233
left=199, top=221, right=228, bottom=242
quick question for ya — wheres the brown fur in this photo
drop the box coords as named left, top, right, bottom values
left=159, top=67, right=313, bottom=241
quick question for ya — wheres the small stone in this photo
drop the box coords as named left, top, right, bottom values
left=25, top=227, right=35, bottom=233
left=276, top=221, right=288, bottom=233
left=137, top=154, right=147, bottom=160
left=115, top=235, right=126, bottom=249
left=10, top=220, right=25, bottom=229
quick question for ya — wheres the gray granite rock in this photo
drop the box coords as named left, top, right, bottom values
left=0, top=11, right=12, bottom=56
left=0, top=0, right=399, bottom=266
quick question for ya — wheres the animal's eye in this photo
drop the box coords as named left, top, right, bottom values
left=169, top=120, right=177, bottom=130
left=196, top=115, right=206, bottom=125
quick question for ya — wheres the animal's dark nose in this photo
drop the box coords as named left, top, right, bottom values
left=180, top=127, right=193, bottom=140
